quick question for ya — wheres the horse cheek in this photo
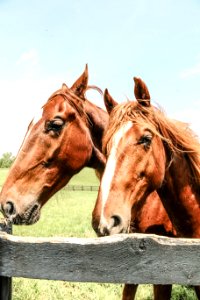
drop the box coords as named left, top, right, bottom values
left=149, top=142, right=166, bottom=189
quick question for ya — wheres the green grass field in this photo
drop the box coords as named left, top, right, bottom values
left=0, top=168, right=198, bottom=299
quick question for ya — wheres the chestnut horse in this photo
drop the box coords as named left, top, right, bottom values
left=1, top=67, right=198, bottom=299
left=92, top=78, right=200, bottom=299
left=0, top=65, right=107, bottom=224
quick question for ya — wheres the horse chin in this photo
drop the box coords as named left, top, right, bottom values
left=7, top=204, right=41, bottom=225
left=97, top=226, right=128, bottom=237
left=109, top=226, right=128, bottom=236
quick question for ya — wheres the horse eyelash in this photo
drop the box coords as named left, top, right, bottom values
left=44, top=119, right=64, bottom=133
left=138, top=135, right=152, bottom=147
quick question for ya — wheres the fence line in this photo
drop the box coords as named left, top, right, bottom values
left=0, top=223, right=12, bottom=300
left=64, top=185, right=99, bottom=191
left=1, top=230, right=200, bottom=284
left=1, top=223, right=200, bottom=299
left=0, top=185, right=99, bottom=191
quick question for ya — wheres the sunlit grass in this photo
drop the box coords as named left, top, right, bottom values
left=13, top=190, right=97, bottom=238
left=0, top=168, right=9, bottom=185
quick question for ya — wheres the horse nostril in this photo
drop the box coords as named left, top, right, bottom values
left=111, top=215, right=122, bottom=227
left=4, top=201, right=16, bottom=216
left=98, top=215, right=123, bottom=236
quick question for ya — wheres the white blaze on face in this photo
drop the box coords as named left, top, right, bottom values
left=100, top=121, right=133, bottom=223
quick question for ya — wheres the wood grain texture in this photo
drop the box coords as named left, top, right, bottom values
left=0, top=222, right=12, bottom=300
left=0, top=276, right=12, bottom=300
left=0, top=232, right=200, bottom=285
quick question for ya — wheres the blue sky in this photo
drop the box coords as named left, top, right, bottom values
left=0, top=0, right=200, bottom=155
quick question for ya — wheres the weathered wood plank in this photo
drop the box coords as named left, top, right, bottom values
left=0, top=276, right=12, bottom=300
left=0, top=222, right=12, bottom=300
left=0, top=232, right=200, bottom=285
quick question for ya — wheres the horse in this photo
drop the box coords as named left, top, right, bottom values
left=92, top=77, right=200, bottom=299
left=1, top=67, right=199, bottom=299
left=0, top=65, right=107, bottom=225
left=0, top=65, right=154, bottom=300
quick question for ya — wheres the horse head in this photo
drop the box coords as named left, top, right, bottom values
left=92, top=78, right=166, bottom=236
left=0, top=65, right=107, bottom=225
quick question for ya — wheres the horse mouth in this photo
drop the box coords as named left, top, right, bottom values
left=6, top=203, right=41, bottom=225
left=97, top=227, right=126, bottom=237
left=96, top=220, right=128, bottom=237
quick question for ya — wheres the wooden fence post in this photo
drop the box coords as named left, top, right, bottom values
left=0, top=221, right=12, bottom=300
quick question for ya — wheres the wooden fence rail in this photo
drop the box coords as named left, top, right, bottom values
left=0, top=222, right=12, bottom=300
left=1, top=225, right=200, bottom=299
left=64, top=185, right=99, bottom=191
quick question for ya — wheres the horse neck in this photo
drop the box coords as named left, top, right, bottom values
left=84, top=100, right=108, bottom=177
left=84, top=100, right=108, bottom=150
left=158, top=152, right=200, bottom=237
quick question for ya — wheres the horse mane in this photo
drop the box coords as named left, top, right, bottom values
left=86, top=85, right=103, bottom=96
left=43, top=85, right=103, bottom=126
left=103, top=101, right=200, bottom=186
left=46, top=88, right=85, bottom=116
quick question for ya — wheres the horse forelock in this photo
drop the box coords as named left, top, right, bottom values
left=103, top=101, right=200, bottom=186
left=44, top=85, right=103, bottom=127
left=42, top=88, right=90, bottom=126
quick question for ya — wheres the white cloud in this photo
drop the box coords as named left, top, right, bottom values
left=16, top=49, right=39, bottom=66
left=171, top=105, right=200, bottom=140
left=180, top=62, right=200, bottom=79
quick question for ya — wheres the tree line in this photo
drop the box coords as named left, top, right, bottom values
left=0, top=152, right=15, bottom=168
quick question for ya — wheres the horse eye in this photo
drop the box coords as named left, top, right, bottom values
left=138, top=135, right=152, bottom=148
left=45, top=118, right=64, bottom=134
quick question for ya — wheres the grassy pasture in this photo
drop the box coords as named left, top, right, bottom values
left=0, top=168, right=198, bottom=299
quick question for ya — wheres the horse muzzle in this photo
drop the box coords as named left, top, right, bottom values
left=1, top=201, right=41, bottom=225
left=97, top=215, right=129, bottom=236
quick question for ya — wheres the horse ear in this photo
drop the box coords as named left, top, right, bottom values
left=133, top=77, right=151, bottom=107
left=62, top=83, right=69, bottom=93
left=104, top=89, right=118, bottom=114
left=71, top=64, right=88, bottom=97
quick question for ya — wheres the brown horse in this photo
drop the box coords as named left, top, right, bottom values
left=106, top=81, right=175, bottom=300
left=92, top=78, right=200, bottom=299
left=1, top=67, right=199, bottom=298
left=0, top=65, right=107, bottom=225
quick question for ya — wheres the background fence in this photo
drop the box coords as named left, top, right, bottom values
left=0, top=185, right=99, bottom=191
left=64, top=185, right=99, bottom=191
left=1, top=222, right=200, bottom=299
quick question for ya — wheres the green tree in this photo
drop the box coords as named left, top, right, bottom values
left=0, top=152, right=15, bottom=168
